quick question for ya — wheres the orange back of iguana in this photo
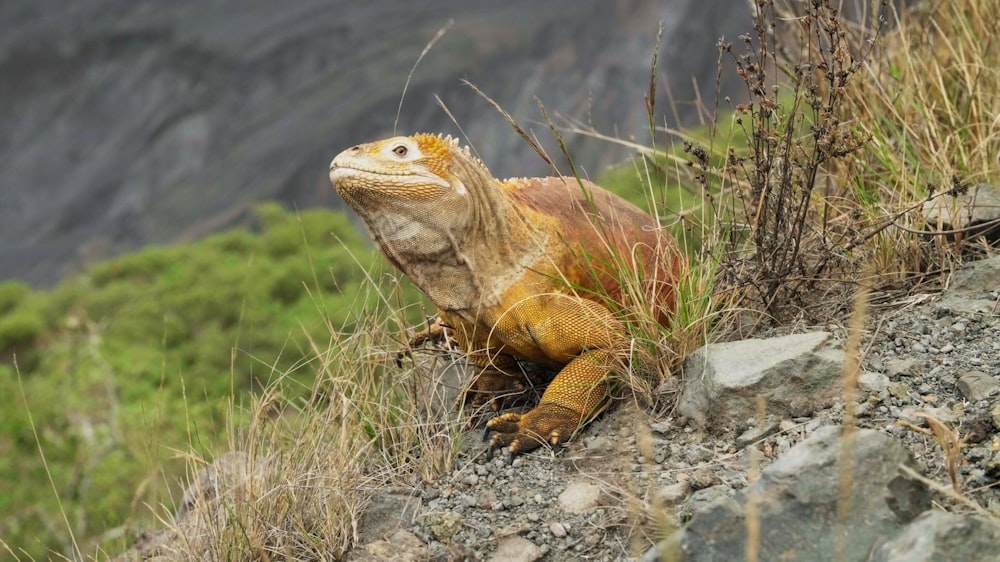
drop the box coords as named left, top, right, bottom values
left=504, top=176, right=680, bottom=326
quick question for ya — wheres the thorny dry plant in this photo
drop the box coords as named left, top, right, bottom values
left=686, top=0, right=884, bottom=324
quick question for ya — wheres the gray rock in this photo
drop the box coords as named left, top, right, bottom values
left=356, top=492, right=423, bottom=543
left=682, top=486, right=734, bottom=517
left=649, top=420, right=673, bottom=435
left=656, top=481, right=691, bottom=506
left=349, top=529, right=428, bottom=562
left=898, top=406, right=959, bottom=426
left=585, top=435, right=615, bottom=454
left=872, top=510, right=1000, bottom=562
left=923, top=183, right=1000, bottom=245
left=884, top=357, right=923, bottom=378
left=557, top=481, right=602, bottom=514
left=410, top=354, right=470, bottom=421
left=490, top=536, right=544, bottom=562
left=174, top=451, right=262, bottom=522
left=888, top=381, right=910, bottom=399
left=988, top=452, right=1000, bottom=479
left=423, top=511, right=463, bottom=541
left=735, top=418, right=780, bottom=448
left=548, top=521, right=568, bottom=538
left=936, top=255, right=1000, bottom=314
left=678, top=332, right=844, bottom=428
left=859, top=371, right=891, bottom=393
left=689, top=467, right=721, bottom=490
left=671, top=426, right=930, bottom=561
left=684, top=445, right=714, bottom=464
left=956, top=370, right=1000, bottom=401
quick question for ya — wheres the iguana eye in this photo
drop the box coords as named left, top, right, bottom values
left=392, top=144, right=408, bottom=157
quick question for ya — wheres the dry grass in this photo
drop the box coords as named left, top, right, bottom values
left=110, top=274, right=465, bottom=561
left=847, top=0, right=998, bottom=260
left=896, top=413, right=970, bottom=495
left=848, top=0, right=1000, bottom=189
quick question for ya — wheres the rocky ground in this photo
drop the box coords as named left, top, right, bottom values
left=351, top=255, right=1000, bottom=561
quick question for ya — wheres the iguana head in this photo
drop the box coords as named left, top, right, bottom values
left=329, top=133, right=515, bottom=289
left=329, top=133, right=485, bottom=212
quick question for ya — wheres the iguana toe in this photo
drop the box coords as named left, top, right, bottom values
left=485, top=403, right=580, bottom=455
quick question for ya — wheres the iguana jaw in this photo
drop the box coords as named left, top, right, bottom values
left=329, top=162, right=452, bottom=199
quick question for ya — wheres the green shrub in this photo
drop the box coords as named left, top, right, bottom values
left=0, top=281, right=30, bottom=315
left=0, top=306, right=45, bottom=352
left=87, top=246, right=174, bottom=286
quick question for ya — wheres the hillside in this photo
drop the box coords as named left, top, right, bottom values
left=0, top=0, right=749, bottom=287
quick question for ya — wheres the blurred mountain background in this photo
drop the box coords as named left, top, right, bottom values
left=0, top=0, right=748, bottom=287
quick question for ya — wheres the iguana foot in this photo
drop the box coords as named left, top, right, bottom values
left=485, top=403, right=580, bottom=455
left=395, top=317, right=451, bottom=367
left=462, top=370, right=530, bottom=412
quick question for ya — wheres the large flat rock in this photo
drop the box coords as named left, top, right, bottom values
left=678, top=332, right=845, bottom=428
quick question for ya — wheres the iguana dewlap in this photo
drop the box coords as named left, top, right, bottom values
left=329, top=133, right=678, bottom=454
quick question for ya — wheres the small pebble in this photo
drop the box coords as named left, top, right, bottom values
left=690, top=467, right=720, bottom=489
left=649, top=421, right=672, bottom=435
left=858, top=372, right=890, bottom=393
left=656, top=481, right=691, bottom=505
left=887, top=382, right=909, bottom=399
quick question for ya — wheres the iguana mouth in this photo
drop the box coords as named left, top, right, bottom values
left=329, top=165, right=449, bottom=189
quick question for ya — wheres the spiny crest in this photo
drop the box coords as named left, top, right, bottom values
left=411, top=133, right=487, bottom=170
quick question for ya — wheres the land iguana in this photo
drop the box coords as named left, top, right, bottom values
left=329, top=133, right=680, bottom=454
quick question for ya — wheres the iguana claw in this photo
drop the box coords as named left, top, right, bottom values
left=484, top=403, right=579, bottom=455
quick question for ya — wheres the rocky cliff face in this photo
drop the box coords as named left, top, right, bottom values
left=0, top=0, right=747, bottom=285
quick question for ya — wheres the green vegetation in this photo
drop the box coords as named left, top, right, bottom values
left=0, top=203, right=427, bottom=559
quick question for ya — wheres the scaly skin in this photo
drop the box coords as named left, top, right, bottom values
left=329, top=133, right=679, bottom=454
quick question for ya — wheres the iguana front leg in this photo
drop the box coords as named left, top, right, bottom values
left=487, top=348, right=614, bottom=454
left=485, top=295, right=624, bottom=455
